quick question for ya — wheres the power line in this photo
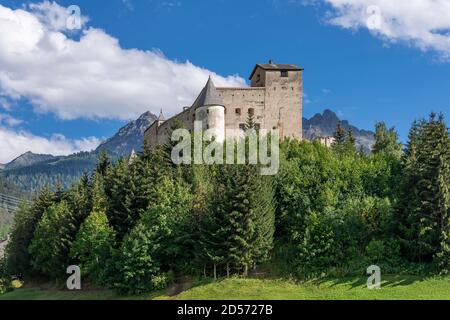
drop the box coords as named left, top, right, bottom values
left=0, top=193, right=30, bottom=211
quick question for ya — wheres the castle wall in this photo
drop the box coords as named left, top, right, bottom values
left=217, top=87, right=265, bottom=131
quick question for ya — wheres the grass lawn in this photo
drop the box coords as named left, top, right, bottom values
left=1, top=276, right=449, bottom=300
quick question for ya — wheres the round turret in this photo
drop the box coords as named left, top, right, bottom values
left=194, top=76, right=225, bottom=143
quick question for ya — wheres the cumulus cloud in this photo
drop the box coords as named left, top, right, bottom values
left=308, top=0, right=450, bottom=60
left=0, top=1, right=246, bottom=121
left=0, top=126, right=102, bottom=163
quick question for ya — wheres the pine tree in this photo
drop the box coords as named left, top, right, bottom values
left=245, top=112, right=256, bottom=131
left=251, top=174, right=276, bottom=265
left=398, top=114, right=450, bottom=264
left=115, top=177, right=193, bottom=293
left=104, top=159, right=135, bottom=241
left=333, top=122, right=346, bottom=145
left=373, top=122, right=402, bottom=159
left=70, top=172, right=116, bottom=284
left=95, top=150, right=111, bottom=177
left=29, top=201, right=75, bottom=279
left=204, top=160, right=275, bottom=277
left=332, top=122, right=346, bottom=153
left=6, top=187, right=55, bottom=276
left=345, top=128, right=356, bottom=153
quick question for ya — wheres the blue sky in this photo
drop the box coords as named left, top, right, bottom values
left=0, top=0, right=449, bottom=162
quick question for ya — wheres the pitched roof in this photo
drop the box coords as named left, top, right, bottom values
left=249, top=63, right=304, bottom=80
left=192, top=76, right=224, bottom=109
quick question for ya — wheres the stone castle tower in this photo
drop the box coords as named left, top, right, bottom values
left=145, top=61, right=303, bottom=148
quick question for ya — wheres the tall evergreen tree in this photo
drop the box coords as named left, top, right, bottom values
left=95, top=150, right=111, bottom=177
left=398, top=114, right=450, bottom=264
left=332, top=122, right=347, bottom=153
left=373, top=122, right=402, bottom=159
left=6, top=187, right=55, bottom=276
left=29, top=201, right=75, bottom=279
left=70, top=172, right=116, bottom=284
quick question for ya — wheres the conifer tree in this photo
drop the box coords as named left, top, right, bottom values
left=245, top=112, right=256, bottom=131
left=332, top=122, right=346, bottom=153
left=70, top=173, right=116, bottom=284
left=95, top=150, right=111, bottom=177
left=373, top=122, right=402, bottom=159
left=6, top=187, right=55, bottom=276
left=29, top=201, right=75, bottom=279
left=398, top=114, right=450, bottom=264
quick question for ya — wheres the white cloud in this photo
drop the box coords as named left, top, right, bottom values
left=0, top=1, right=246, bottom=121
left=0, top=98, right=11, bottom=111
left=0, top=114, right=23, bottom=127
left=0, top=126, right=102, bottom=163
left=310, top=0, right=450, bottom=60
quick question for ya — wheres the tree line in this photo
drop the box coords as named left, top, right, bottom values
left=1, top=113, right=449, bottom=294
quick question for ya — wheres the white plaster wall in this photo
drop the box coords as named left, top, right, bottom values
left=196, top=105, right=225, bottom=143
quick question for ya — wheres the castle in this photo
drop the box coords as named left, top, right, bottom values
left=144, top=61, right=303, bottom=148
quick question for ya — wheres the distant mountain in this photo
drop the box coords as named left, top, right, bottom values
left=4, top=151, right=59, bottom=171
left=302, top=109, right=375, bottom=152
left=1, top=111, right=157, bottom=193
left=0, top=164, right=4, bottom=171
left=95, top=111, right=157, bottom=157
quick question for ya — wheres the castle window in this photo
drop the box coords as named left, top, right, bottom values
left=239, top=123, right=246, bottom=131
left=256, top=74, right=261, bottom=83
left=235, top=108, right=241, bottom=116
left=281, top=70, right=289, bottom=77
left=248, top=108, right=255, bottom=116
left=206, top=124, right=210, bottom=129
left=207, top=109, right=210, bottom=114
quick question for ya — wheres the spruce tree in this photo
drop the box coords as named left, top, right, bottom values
left=6, top=187, right=55, bottom=276
left=70, top=173, right=116, bottom=284
left=332, top=122, right=346, bottom=153
left=398, top=114, right=450, bottom=264
left=373, top=122, right=402, bottom=159
left=95, top=150, right=111, bottom=177
left=29, top=201, right=75, bottom=279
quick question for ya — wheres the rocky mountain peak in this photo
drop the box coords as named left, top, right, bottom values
left=95, top=111, right=157, bottom=157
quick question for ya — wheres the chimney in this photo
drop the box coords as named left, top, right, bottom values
left=269, top=59, right=274, bottom=64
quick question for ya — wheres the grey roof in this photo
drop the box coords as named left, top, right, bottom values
left=249, top=63, right=303, bottom=80
left=192, top=76, right=224, bottom=109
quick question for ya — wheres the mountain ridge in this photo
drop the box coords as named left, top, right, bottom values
left=303, top=109, right=375, bottom=152
left=4, top=151, right=59, bottom=171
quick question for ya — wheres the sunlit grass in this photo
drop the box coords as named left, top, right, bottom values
left=1, top=276, right=449, bottom=300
